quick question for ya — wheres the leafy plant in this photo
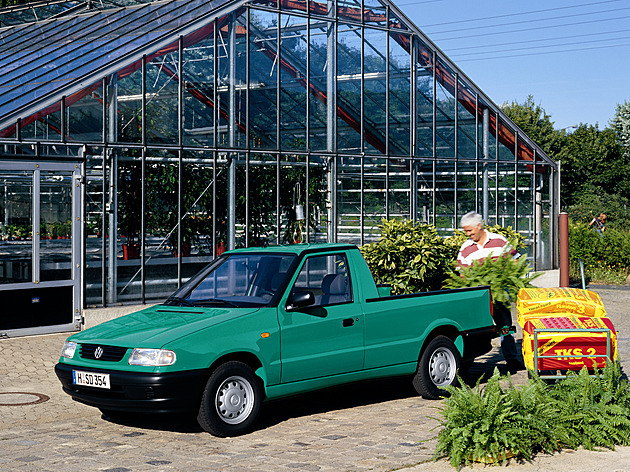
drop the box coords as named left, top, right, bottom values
left=361, top=219, right=456, bottom=294
left=435, top=363, right=630, bottom=468
left=435, top=369, right=560, bottom=467
left=547, top=363, right=630, bottom=450
left=444, top=255, right=539, bottom=308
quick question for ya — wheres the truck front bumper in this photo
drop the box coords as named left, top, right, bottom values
left=55, top=363, right=208, bottom=414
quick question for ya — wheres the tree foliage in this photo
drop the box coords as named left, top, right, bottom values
left=611, top=100, right=630, bottom=162
left=557, top=124, right=629, bottom=208
left=502, top=96, right=630, bottom=214
left=501, top=95, right=563, bottom=158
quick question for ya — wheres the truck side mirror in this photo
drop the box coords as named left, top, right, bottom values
left=287, top=291, right=315, bottom=311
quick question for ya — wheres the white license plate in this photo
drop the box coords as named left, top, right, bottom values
left=72, top=370, right=110, bottom=389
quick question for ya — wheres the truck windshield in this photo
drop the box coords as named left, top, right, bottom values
left=165, top=253, right=296, bottom=308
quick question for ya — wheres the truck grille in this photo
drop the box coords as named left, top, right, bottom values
left=79, top=344, right=128, bottom=362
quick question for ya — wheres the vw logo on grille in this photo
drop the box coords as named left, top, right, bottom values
left=94, top=346, right=104, bottom=359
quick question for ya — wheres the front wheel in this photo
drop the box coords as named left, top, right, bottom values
left=197, top=361, right=263, bottom=437
left=412, top=335, right=461, bottom=399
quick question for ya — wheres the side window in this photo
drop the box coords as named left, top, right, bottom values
left=291, top=254, right=352, bottom=306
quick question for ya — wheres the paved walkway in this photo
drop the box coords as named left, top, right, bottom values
left=1, top=288, right=629, bottom=471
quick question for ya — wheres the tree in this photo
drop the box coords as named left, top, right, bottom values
left=610, top=100, right=630, bottom=162
left=501, top=95, right=564, bottom=159
left=556, top=124, right=629, bottom=209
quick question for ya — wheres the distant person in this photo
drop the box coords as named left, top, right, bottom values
left=589, top=213, right=606, bottom=236
left=457, top=211, right=524, bottom=374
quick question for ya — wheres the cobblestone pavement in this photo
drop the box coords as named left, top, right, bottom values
left=1, top=287, right=629, bottom=472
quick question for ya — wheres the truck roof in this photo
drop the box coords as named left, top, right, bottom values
left=227, top=242, right=358, bottom=256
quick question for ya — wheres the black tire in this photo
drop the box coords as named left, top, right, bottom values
left=197, top=361, right=263, bottom=437
left=412, top=335, right=461, bottom=399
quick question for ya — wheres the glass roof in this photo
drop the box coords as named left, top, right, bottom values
left=0, top=0, right=242, bottom=126
left=0, top=0, right=159, bottom=27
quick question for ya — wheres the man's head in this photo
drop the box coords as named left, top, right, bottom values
left=600, top=213, right=607, bottom=221
left=460, top=211, right=485, bottom=243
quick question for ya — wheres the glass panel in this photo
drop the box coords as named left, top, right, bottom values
left=389, top=158, right=410, bottom=219
left=498, top=118, right=516, bottom=161
left=246, top=153, right=278, bottom=245
left=308, top=18, right=330, bottom=152
left=85, top=152, right=105, bottom=305
left=537, top=166, right=553, bottom=270
left=146, top=48, right=179, bottom=145
left=517, top=162, right=534, bottom=258
left=279, top=0, right=308, bottom=15
left=181, top=153, right=218, bottom=262
left=40, top=171, right=73, bottom=282
left=144, top=156, right=181, bottom=301
left=457, top=79, right=476, bottom=159
left=117, top=155, right=142, bottom=301
left=361, top=0, right=386, bottom=26
left=435, top=160, right=455, bottom=235
left=363, top=155, right=386, bottom=240
left=68, top=80, right=104, bottom=143
left=279, top=154, right=320, bottom=244
left=415, top=159, right=434, bottom=224
left=388, top=9, right=409, bottom=31
left=389, top=31, right=411, bottom=156
left=337, top=155, right=361, bottom=245
left=337, top=22, right=361, bottom=153
left=415, top=37, right=433, bottom=157
left=456, top=160, right=477, bottom=216
left=306, top=155, right=328, bottom=243
left=337, top=0, right=362, bottom=23
left=249, top=9, right=278, bottom=150
left=0, top=170, right=32, bottom=284
left=435, top=60, right=456, bottom=158
left=117, top=66, right=143, bottom=143
left=21, top=105, right=61, bottom=141
left=183, top=24, right=215, bottom=147
left=497, top=162, right=516, bottom=228
left=363, top=27, right=387, bottom=155
left=279, top=14, right=308, bottom=151
left=234, top=12, right=248, bottom=149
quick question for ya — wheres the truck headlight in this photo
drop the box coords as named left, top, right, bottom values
left=61, top=341, right=77, bottom=359
left=128, top=348, right=176, bottom=366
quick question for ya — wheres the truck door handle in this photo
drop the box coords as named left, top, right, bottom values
left=342, top=318, right=355, bottom=327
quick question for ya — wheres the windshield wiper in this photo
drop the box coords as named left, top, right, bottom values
left=190, top=298, right=239, bottom=308
left=164, top=296, right=195, bottom=307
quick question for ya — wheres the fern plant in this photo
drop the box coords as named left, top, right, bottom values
left=547, top=364, right=630, bottom=450
left=436, top=363, right=630, bottom=468
left=435, top=369, right=559, bottom=467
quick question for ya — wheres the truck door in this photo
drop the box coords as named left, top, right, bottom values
left=278, top=252, right=364, bottom=383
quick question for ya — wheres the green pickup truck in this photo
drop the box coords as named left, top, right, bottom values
left=56, top=243, right=498, bottom=437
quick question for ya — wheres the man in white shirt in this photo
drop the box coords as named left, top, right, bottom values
left=457, top=211, right=524, bottom=374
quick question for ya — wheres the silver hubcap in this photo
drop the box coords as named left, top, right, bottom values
left=428, top=347, right=456, bottom=387
left=215, top=375, right=254, bottom=425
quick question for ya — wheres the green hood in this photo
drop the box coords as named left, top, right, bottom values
left=70, top=305, right=261, bottom=348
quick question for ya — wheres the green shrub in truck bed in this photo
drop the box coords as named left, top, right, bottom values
left=55, top=243, right=498, bottom=437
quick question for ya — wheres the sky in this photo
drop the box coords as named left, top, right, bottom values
left=395, top=0, right=630, bottom=130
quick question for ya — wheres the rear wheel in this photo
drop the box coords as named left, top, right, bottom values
left=413, top=335, right=461, bottom=399
left=197, top=361, right=263, bottom=437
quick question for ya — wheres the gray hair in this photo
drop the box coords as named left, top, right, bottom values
left=460, top=211, right=483, bottom=228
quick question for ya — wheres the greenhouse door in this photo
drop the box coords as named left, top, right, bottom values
left=0, top=161, right=82, bottom=338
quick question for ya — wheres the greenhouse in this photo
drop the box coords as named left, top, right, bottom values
left=0, top=0, right=559, bottom=336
